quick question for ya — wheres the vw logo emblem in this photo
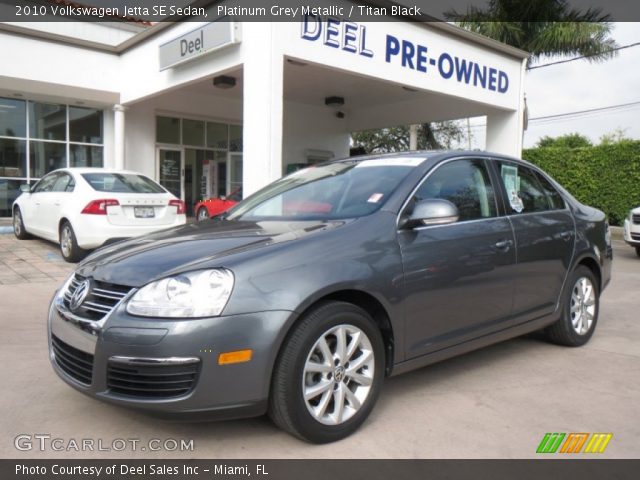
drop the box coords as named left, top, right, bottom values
left=69, top=279, right=90, bottom=312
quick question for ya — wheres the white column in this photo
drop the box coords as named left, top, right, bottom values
left=113, top=104, right=127, bottom=171
left=242, top=23, right=284, bottom=196
left=486, top=110, right=523, bottom=157
left=409, top=124, right=418, bottom=150
left=486, top=58, right=527, bottom=158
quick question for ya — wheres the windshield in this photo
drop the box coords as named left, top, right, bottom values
left=82, top=173, right=166, bottom=194
left=227, top=158, right=423, bottom=221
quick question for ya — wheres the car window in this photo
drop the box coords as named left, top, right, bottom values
left=81, top=173, right=166, bottom=193
left=52, top=173, right=74, bottom=192
left=32, top=173, right=58, bottom=193
left=534, top=171, right=566, bottom=210
left=498, top=162, right=558, bottom=214
left=412, top=159, right=497, bottom=222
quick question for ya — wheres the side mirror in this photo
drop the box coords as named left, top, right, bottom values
left=19, top=184, right=31, bottom=193
left=405, top=198, right=459, bottom=228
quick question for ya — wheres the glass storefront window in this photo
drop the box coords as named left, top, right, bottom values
left=157, top=116, right=180, bottom=144
left=29, top=102, right=66, bottom=141
left=0, top=179, right=23, bottom=217
left=206, top=122, right=228, bottom=149
left=0, top=138, right=27, bottom=177
left=70, top=144, right=103, bottom=167
left=229, top=124, right=242, bottom=152
left=29, top=141, right=66, bottom=178
left=0, top=97, right=26, bottom=138
left=69, top=107, right=102, bottom=144
left=182, top=119, right=205, bottom=146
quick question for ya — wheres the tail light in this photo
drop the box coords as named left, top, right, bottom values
left=169, top=199, right=186, bottom=215
left=81, top=199, right=119, bottom=215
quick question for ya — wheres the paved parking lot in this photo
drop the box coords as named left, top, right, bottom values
left=0, top=233, right=638, bottom=458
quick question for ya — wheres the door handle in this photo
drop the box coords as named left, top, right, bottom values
left=494, top=239, right=513, bottom=251
left=54, top=202, right=60, bottom=206
left=560, top=231, right=573, bottom=241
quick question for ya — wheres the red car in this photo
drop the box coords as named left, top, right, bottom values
left=195, top=189, right=242, bottom=221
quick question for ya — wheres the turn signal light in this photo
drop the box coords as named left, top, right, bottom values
left=81, top=199, right=119, bottom=215
left=169, top=199, right=186, bottom=215
left=218, top=349, right=253, bottom=365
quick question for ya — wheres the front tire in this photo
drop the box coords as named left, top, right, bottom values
left=59, top=221, right=86, bottom=263
left=197, top=207, right=210, bottom=221
left=635, top=246, right=640, bottom=258
left=269, top=301, right=384, bottom=443
left=545, top=266, right=599, bottom=347
left=13, top=207, right=31, bottom=240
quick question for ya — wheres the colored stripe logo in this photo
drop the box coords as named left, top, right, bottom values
left=537, top=433, right=612, bottom=454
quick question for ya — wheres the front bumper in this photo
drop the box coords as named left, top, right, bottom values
left=623, top=218, right=640, bottom=247
left=47, top=289, right=295, bottom=419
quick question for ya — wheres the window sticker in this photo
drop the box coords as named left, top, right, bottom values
left=501, top=164, right=524, bottom=213
left=367, top=193, right=384, bottom=203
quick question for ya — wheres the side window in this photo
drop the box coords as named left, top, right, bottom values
left=53, top=173, right=74, bottom=192
left=33, top=173, right=58, bottom=193
left=499, top=163, right=552, bottom=214
left=413, top=159, right=497, bottom=222
left=535, top=172, right=565, bottom=210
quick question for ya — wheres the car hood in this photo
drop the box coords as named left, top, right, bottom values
left=75, top=219, right=348, bottom=287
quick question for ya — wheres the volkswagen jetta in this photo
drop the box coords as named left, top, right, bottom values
left=47, top=152, right=612, bottom=443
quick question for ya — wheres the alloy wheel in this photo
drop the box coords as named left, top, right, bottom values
left=60, top=226, right=72, bottom=258
left=302, top=324, right=375, bottom=426
left=14, top=212, right=22, bottom=236
left=570, top=276, right=596, bottom=335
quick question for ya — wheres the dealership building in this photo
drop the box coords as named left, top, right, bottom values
left=0, top=4, right=528, bottom=217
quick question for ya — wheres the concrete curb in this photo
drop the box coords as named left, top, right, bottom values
left=0, top=226, right=13, bottom=235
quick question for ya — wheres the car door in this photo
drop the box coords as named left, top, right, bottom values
left=41, top=172, right=75, bottom=239
left=398, top=158, right=517, bottom=359
left=22, top=172, right=59, bottom=237
left=493, top=160, right=575, bottom=323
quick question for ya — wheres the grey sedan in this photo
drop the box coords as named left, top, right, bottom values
left=47, top=151, right=612, bottom=443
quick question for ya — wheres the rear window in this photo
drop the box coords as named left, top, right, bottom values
left=82, top=173, right=166, bottom=193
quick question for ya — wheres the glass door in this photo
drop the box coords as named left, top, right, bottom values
left=157, top=148, right=182, bottom=199
left=229, top=152, right=243, bottom=195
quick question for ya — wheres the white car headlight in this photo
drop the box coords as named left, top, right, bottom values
left=126, top=269, right=234, bottom=318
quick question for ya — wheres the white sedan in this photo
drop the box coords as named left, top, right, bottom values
left=12, top=168, right=186, bottom=262
left=623, top=205, right=640, bottom=257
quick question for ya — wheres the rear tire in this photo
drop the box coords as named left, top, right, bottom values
left=59, top=221, right=86, bottom=263
left=269, top=301, right=384, bottom=443
left=13, top=207, right=31, bottom=240
left=545, top=266, right=599, bottom=347
left=197, top=207, right=210, bottom=221
left=635, top=247, right=640, bottom=258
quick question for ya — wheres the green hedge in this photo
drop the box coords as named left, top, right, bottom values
left=523, top=141, right=640, bottom=225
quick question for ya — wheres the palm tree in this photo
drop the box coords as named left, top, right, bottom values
left=446, top=0, right=618, bottom=67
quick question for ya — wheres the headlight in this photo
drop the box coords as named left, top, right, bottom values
left=126, top=269, right=234, bottom=318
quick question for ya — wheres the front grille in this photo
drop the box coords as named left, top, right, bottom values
left=51, top=334, right=94, bottom=385
left=63, top=274, right=132, bottom=321
left=633, top=214, right=640, bottom=225
left=107, top=361, right=200, bottom=398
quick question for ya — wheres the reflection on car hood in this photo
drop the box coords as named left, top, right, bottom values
left=75, top=219, right=347, bottom=286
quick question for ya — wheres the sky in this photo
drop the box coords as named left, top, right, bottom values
left=469, top=22, right=640, bottom=149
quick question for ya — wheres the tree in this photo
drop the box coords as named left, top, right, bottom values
left=446, top=1, right=618, bottom=67
left=599, top=128, right=631, bottom=146
left=352, top=121, right=467, bottom=154
left=537, top=133, right=592, bottom=148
